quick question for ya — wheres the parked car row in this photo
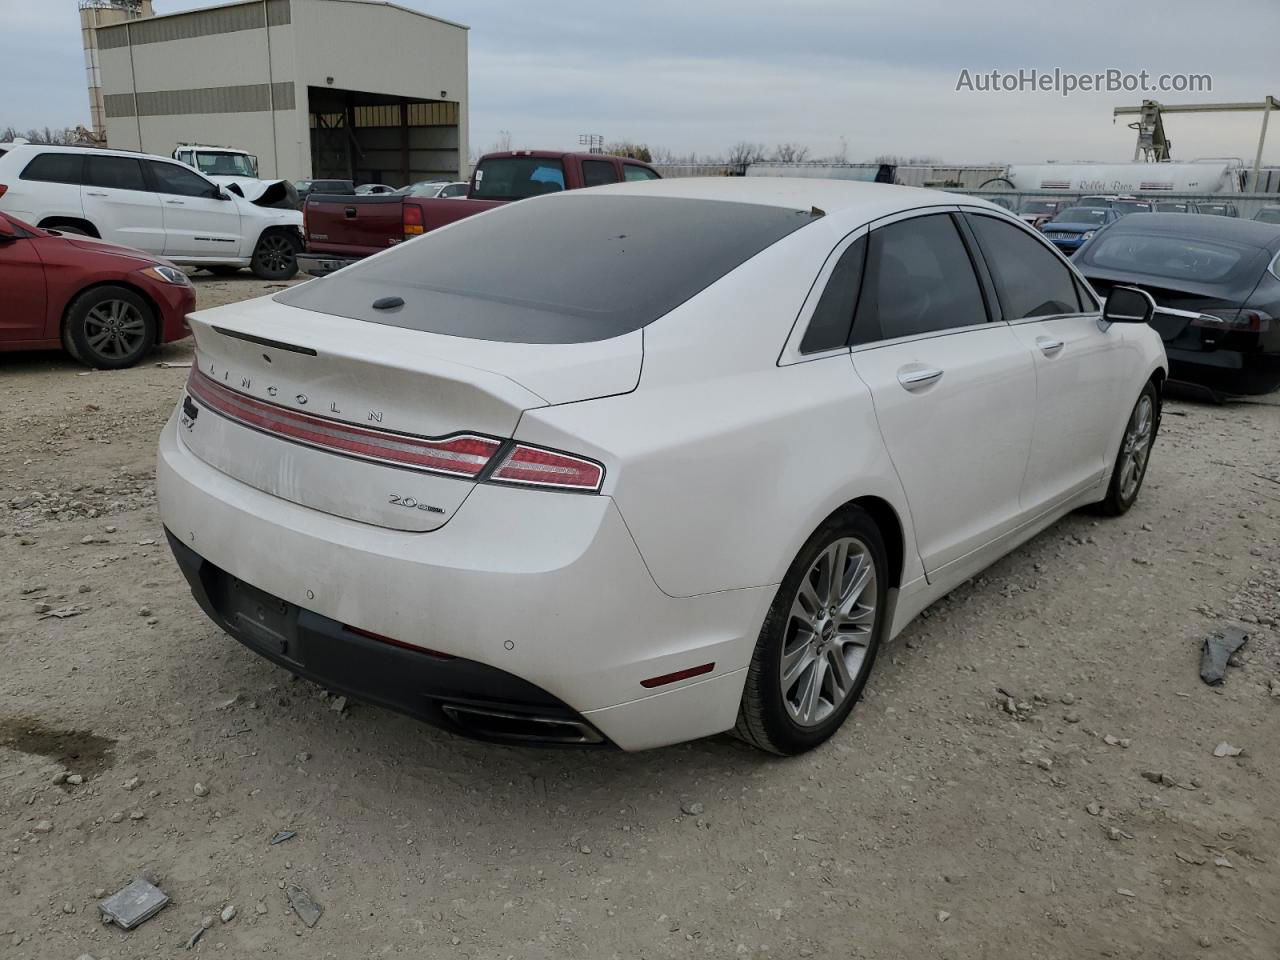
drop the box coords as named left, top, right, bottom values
left=0, top=143, right=303, bottom=281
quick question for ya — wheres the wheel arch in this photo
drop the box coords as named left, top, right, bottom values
left=61, top=279, right=160, bottom=339
left=825, top=495, right=907, bottom=592
left=38, top=216, right=100, bottom=238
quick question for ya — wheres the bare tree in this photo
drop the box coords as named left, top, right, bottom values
left=489, top=129, right=512, bottom=153
left=1, top=124, right=78, bottom=145
left=726, top=141, right=768, bottom=168
left=604, top=141, right=653, bottom=163
left=770, top=142, right=811, bottom=163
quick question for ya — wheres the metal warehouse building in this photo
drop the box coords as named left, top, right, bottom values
left=94, top=0, right=468, bottom=184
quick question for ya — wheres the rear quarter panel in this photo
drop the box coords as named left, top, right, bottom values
left=513, top=226, right=922, bottom=599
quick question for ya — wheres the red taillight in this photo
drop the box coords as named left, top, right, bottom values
left=185, top=369, right=604, bottom=492
left=186, top=369, right=501, bottom=478
left=489, top=444, right=604, bottom=492
left=302, top=202, right=309, bottom=238
left=0, top=184, right=8, bottom=199
left=403, top=203, right=424, bottom=238
left=1191, top=309, right=1272, bottom=333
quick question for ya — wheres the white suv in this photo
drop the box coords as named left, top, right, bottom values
left=0, top=144, right=303, bottom=279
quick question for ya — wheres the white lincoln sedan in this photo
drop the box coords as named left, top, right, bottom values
left=157, top=178, right=1167, bottom=754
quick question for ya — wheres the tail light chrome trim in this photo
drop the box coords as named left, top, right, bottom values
left=488, top=444, right=605, bottom=493
left=186, top=368, right=501, bottom=479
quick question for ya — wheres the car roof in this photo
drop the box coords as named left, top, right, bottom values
left=585, top=176, right=1008, bottom=220
left=1, top=142, right=187, bottom=164
left=1104, top=211, right=1280, bottom=249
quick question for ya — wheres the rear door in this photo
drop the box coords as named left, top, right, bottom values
left=82, top=154, right=165, bottom=254
left=0, top=218, right=47, bottom=341
left=143, top=159, right=242, bottom=258
left=848, top=210, right=1037, bottom=577
left=964, top=211, right=1121, bottom=511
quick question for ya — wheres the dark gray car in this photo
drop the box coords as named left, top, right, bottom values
left=1074, top=213, right=1280, bottom=395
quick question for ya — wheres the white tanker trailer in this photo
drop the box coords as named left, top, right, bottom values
left=1001, top=161, right=1242, bottom=194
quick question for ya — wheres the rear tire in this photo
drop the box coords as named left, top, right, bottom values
left=64, top=285, right=155, bottom=370
left=734, top=508, right=888, bottom=755
left=250, top=229, right=300, bottom=280
left=1092, top=380, right=1159, bottom=516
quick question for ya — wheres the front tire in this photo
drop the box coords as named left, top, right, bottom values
left=1093, top=380, right=1159, bottom=516
left=734, top=508, right=888, bottom=755
left=64, top=285, right=155, bottom=370
left=250, top=229, right=300, bottom=280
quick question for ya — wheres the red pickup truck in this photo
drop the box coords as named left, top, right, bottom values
left=297, top=150, right=661, bottom=277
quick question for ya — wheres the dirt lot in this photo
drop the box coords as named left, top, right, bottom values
left=2, top=273, right=1279, bottom=959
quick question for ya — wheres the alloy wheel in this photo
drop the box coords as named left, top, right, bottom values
left=84, top=300, right=147, bottom=360
left=780, top=537, right=878, bottom=727
left=1118, top=394, right=1154, bottom=501
left=256, top=233, right=295, bottom=272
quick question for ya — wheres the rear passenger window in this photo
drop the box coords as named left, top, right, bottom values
left=800, top=236, right=866, bottom=353
left=582, top=160, right=619, bottom=187
left=966, top=214, right=1082, bottom=318
left=623, top=165, right=660, bottom=182
left=852, top=214, right=988, bottom=344
left=86, top=156, right=148, bottom=192
left=147, top=160, right=215, bottom=198
left=20, top=153, right=84, bottom=185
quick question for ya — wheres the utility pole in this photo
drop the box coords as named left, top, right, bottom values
left=577, top=134, right=603, bottom=154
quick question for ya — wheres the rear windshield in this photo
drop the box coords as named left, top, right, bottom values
left=1052, top=207, right=1109, bottom=225
left=472, top=157, right=566, bottom=201
left=1019, top=200, right=1061, bottom=214
left=277, top=194, right=816, bottom=343
left=1083, top=233, right=1247, bottom=283
left=1256, top=209, right=1280, bottom=224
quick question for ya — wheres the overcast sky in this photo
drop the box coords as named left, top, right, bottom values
left=5, top=0, right=1279, bottom=165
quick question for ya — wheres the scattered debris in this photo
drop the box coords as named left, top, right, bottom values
left=1116, top=888, right=1136, bottom=898
left=1214, top=855, right=1233, bottom=869
left=1175, top=851, right=1207, bottom=865
left=99, top=878, right=169, bottom=930
left=1270, top=678, right=1280, bottom=699
left=156, top=361, right=193, bottom=369
left=255, top=901, right=268, bottom=915
left=39, top=606, right=84, bottom=620
left=936, top=910, right=951, bottom=922
left=67, top=774, right=84, bottom=786
left=123, top=776, right=140, bottom=791
left=1103, top=735, right=1131, bottom=748
left=220, top=904, right=237, bottom=923
left=1107, top=827, right=1134, bottom=841
left=32, top=820, right=53, bottom=834
left=680, top=801, right=704, bottom=816
left=286, top=883, right=323, bottom=928
left=1212, top=742, right=1243, bottom=758
left=184, top=926, right=206, bottom=950
left=1086, top=801, right=1102, bottom=817
left=193, top=782, right=209, bottom=797
left=1200, top=627, right=1248, bottom=685
left=270, top=830, right=296, bottom=845
left=329, top=696, right=348, bottom=714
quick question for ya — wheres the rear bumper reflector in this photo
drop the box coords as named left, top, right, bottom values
left=640, top=662, right=715, bottom=689
left=186, top=368, right=500, bottom=478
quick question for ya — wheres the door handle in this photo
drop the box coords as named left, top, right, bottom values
left=164, top=199, right=185, bottom=205
left=897, top=366, right=944, bottom=390
left=1035, top=336, right=1065, bottom=355
left=85, top=191, right=107, bottom=197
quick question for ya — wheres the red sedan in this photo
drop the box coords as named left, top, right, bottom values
left=0, top=211, right=194, bottom=369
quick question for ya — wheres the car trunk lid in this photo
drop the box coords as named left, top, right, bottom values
left=180, top=296, right=640, bottom=531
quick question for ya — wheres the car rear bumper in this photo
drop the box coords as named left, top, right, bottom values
left=296, top=252, right=362, bottom=277
left=1167, top=346, right=1280, bottom=395
left=156, top=413, right=768, bottom=749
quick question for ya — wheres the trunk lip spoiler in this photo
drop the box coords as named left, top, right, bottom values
left=211, top=325, right=318, bottom=356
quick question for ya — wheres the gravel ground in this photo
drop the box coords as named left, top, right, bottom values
left=2, top=274, right=1279, bottom=959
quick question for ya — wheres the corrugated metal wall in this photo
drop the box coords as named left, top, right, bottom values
left=98, top=0, right=289, bottom=49
left=104, top=82, right=295, bottom=118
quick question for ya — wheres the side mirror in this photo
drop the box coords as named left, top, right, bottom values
left=1103, top=285, right=1155, bottom=324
